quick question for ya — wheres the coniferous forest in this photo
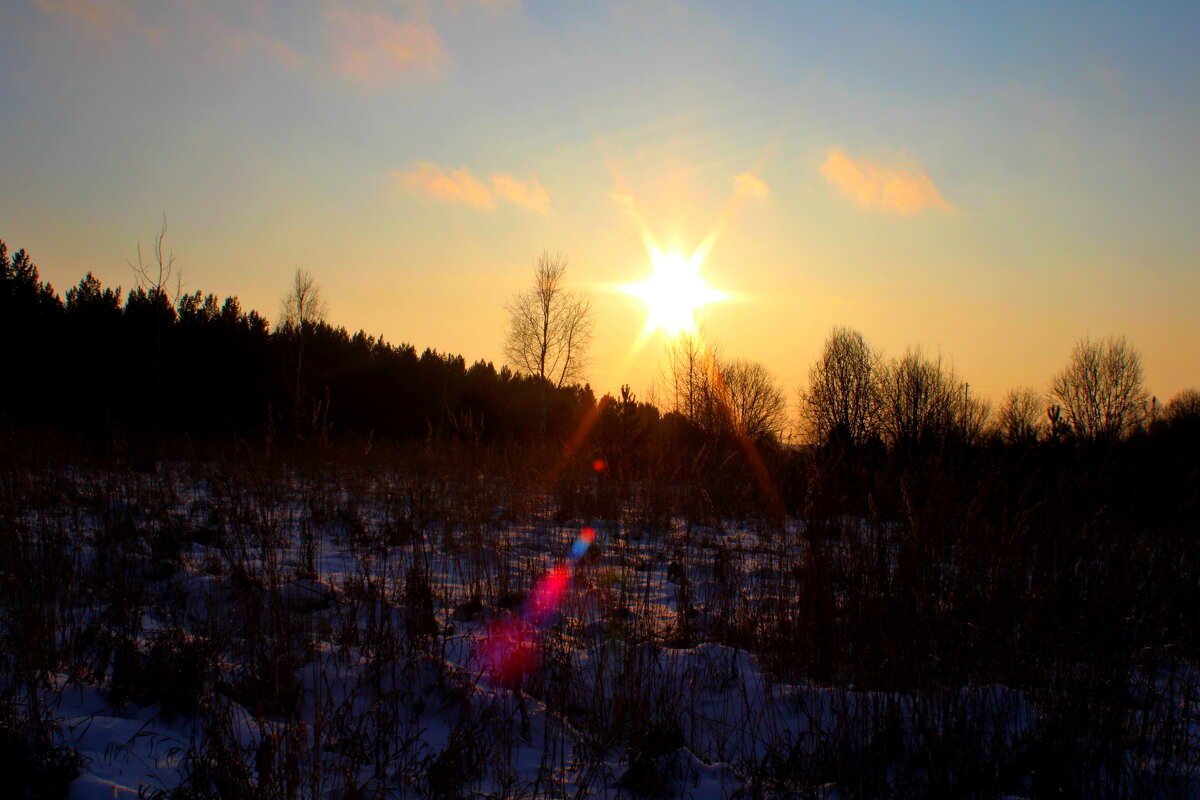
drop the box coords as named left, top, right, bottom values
left=3, top=238, right=1199, bottom=798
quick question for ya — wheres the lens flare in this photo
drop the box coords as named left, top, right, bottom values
left=621, top=246, right=728, bottom=339
left=478, top=527, right=596, bottom=686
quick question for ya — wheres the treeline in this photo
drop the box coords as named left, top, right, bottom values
left=4, top=237, right=1199, bottom=505
left=798, top=326, right=1200, bottom=453
left=0, top=239, right=617, bottom=448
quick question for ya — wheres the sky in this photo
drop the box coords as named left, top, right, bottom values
left=2, top=0, right=1198, bottom=410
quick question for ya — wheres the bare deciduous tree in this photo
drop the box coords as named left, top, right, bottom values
left=718, top=357, right=788, bottom=443
left=279, top=268, right=328, bottom=434
left=503, top=252, right=592, bottom=389
left=663, top=331, right=719, bottom=427
left=128, top=213, right=182, bottom=444
left=130, top=213, right=182, bottom=304
left=993, top=387, right=1044, bottom=444
left=280, top=268, right=328, bottom=334
left=662, top=334, right=785, bottom=443
left=503, top=252, right=592, bottom=434
left=1164, top=388, right=1200, bottom=424
left=799, top=326, right=882, bottom=448
left=1049, top=335, right=1148, bottom=440
left=877, top=348, right=961, bottom=449
left=954, top=387, right=992, bottom=446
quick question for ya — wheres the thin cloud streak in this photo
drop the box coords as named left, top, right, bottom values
left=29, top=0, right=306, bottom=70
left=31, top=0, right=161, bottom=44
left=326, top=4, right=445, bottom=85
left=27, top=1, right=499, bottom=83
left=185, top=8, right=306, bottom=71
left=491, top=174, right=550, bottom=214
left=393, top=162, right=495, bottom=209
left=443, top=0, right=522, bottom=14
left=733, top=171, right=769, bottom=200
left=822, top=149, right=952, bottom=215
left=393, top=162, right=552, bottom=213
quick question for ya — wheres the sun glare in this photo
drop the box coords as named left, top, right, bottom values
left=622, top=248, right=727, bottom=338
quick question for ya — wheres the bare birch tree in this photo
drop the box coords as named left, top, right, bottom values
left=662, top=335, right=785, bottom=443
left=503, top=252, right=592, bottom=388
left=279, top=268, right=328, bottom=435
left=503, top=252, right=592, bottom=433
left=663, top=331, right=718, bottom=427
left=128, top=213, right=182, bottom=448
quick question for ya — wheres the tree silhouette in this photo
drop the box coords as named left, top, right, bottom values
left=994, top=387, right=1044, bottom=445
left=662, top=332, right=717, bottom=431
left=66, top=272, right=122, bottom=317
left=1164, top=388, right=1200, bottom=424
left=0, top=241, right=65, bottom=422
left=661, top=335, right=785, bottom=446
left=717, top=357, right=787, bottom=444
left=128, top=214, right=181, bottom=452
left=503, top=252, right=592, bottom=434
left=279, top=268, right=328, bottom=436
left=877, top=348, right=962, bottom=451
left=799, top=326, right=882, bottom=450
left=1049, top=335, right=1148, bottom=441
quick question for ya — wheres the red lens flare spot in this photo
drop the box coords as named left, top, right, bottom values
left=479, top=617, right=540, bottom=687
left=592, top=458, right=607, bottom=473
left=478, top=564, right=574, bottom=686
left=581, top=527, right=595, bottom=545
left=529, top=564, right=570, bottom=626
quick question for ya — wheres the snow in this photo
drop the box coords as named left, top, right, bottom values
left=3, top=464, right=1196, bottom=798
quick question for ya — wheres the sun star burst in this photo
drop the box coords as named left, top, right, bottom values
left=621, top=247, right=727, bottom=338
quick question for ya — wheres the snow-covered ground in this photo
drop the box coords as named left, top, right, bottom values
left=2, top=461, right=1197, bottom=798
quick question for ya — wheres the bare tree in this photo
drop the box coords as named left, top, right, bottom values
left=280, top=268, right=328, bottom=334
left=799, top=326, right=882, bottom=448
left=661, top=335, right=785, bottom=443
left=503, top=252, right=592, bottom=388
left=877, top=348, right=961, bottom=449
left=718, top=357, right=788, bottom=443
left=503, top=252, right=592, bottom=433
left=953, top=385, right=992, bottom=446
left=128, top=213, right=182, bottom=445
left=130, top=213, right=182, bottom=303
left=1165, top=388, right=1200, bottom=424
left=993, top=387, right=1044, bottom=444
left=663, top=331, right=719, bottom=427
left=279, top=268, right=329, bottom=435
left=1049, top=335, right=1148, bottom=440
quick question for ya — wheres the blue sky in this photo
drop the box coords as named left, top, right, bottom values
left=2, top=0, right=1197, bottom=405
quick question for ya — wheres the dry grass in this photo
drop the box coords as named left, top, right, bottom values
left=1, top=427, right=1198, bottom=798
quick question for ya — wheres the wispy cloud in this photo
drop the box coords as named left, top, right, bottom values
left=732, top=171, right=769, bottom=200
left=29, top=1, right=304, bottom=69
left=491, top=174, right=550, bottom=214
left=393, top=162, right=552, bottom=213
left=821, top=149, right=952, bottom=215
left=31, top=0, right=161, bottom=44
left=29, top=1, right=510, bottom=83
left=327, top=5, right=445, bottom=85
left=226, top=26, right=305, bottom=71
left=443, top=0, right=521, bottom=14
left=393, top=162, right=495, bottom=209
left=183, top=7, right=306, bottom=71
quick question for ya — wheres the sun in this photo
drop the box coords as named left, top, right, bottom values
left=621, top=247, right=728, bottom=338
